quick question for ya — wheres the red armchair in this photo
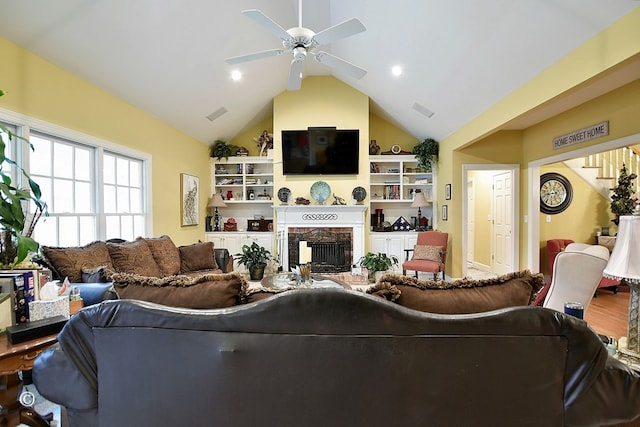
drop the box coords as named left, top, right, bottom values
left=402, top=231, right=449, bottom=280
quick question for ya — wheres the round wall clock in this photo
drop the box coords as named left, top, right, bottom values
left=540, top=172, right=573, bottom=214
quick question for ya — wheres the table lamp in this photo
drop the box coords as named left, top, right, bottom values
left=411, top=191, right=431, bottom=231
left=603, top=214, right=640, bottom=366
left=207, top=193, right=227, bottom=232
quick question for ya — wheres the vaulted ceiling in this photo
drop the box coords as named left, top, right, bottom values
left=0, top=1, right=637, bottom=144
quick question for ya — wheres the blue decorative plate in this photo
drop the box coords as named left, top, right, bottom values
left=310, top=181, right=331, bottom=204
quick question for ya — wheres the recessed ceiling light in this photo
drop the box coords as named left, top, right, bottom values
left=391, top=65, right=403, bottom=77
left=231, top=70, right=242, bottom=81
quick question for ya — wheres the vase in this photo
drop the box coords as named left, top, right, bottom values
left=249, top=267, right=265, bottom=281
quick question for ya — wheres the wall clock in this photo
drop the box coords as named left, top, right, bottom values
left=540, top=172, right=573, bottom=214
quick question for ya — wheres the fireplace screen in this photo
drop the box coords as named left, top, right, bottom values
left=288, top=227, right=352, bottom=273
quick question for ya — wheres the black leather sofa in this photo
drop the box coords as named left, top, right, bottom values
left=33, top=288, right=640, bottom=427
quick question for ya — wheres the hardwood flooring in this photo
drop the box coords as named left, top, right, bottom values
left=585, top=286, right=630, bottom=339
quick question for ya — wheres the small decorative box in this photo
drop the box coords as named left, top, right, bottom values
left=28, top=296, right=70, bottom=322
left=247, top=219, right=273, bottom=232
left=223, top=222, right=237, bottom=231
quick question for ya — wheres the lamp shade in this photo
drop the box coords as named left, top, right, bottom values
left=603, top=215, right=640, bottom=284
left=411, top=191, right=430, bottom=208
left=207, top=193, right=227, bottom=208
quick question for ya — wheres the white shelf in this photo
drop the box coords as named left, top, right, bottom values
left=211, top=156, right=274, bottom=203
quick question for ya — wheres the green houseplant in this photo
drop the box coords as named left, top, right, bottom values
left=610, top=163, right=637, bottom=226
left=412, top=137, right=439, bottom=171
left=209, top=139, right=238, bottom=161
left=235, top=242, right=274, bottom=280
left=359, top=252, right=399, bottom=282
left=0, top=90, right=48, bottom=266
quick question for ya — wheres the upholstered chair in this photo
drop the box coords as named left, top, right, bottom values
left=542, top=243, right=609, bottom=315
left=402, top=231, right=449, bottom=280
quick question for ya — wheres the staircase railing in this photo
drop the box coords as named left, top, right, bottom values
left=583, top=146, right=640, bottom=189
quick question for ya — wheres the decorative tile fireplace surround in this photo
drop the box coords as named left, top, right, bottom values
left=275, top=205, right=367, bottom=272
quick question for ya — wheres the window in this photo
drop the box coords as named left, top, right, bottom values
left=0, top=111, right=150, bottom=247
left=103, top=152, right=146, bottom=240
left=30, top=133, right=149, bottom=246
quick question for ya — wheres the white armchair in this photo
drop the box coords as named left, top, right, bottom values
left=543, top=243, right=610, bottom=315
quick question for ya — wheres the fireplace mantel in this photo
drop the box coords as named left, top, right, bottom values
left=275, top=205, right=368, bottom=271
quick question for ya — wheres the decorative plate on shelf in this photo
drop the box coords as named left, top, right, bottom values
left=352, top=186, right=367, bottom=203
left=310, top=181, right=331, bottom=204
left=277, top=187, right=291, bottom=203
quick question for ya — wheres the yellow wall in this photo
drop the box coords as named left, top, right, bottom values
left=468, top=170, right=493, bottom=267
left=369, top=114, right=416, bottom=153
left=0, top=37, right=209, bottom=245
left=441, top=8, right=640, bottom=277
left=229, top=116, right=273, bottom=156
left=272, top=76, right=369, bottom=201
left=538, top=163, right=611, bottom=275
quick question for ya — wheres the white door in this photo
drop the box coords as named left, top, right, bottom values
left=492, top=171, right=513, bottom=274
left=466, top=178, right=475, bottom=266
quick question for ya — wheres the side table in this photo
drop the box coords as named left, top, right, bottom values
left=0, top=333, right=58, bottom=427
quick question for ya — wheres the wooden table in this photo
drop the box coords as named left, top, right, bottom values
left=0, top=333, right=57, bottom=427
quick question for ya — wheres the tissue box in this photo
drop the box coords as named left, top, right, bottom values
left=28, top=296, right=70, bottom=322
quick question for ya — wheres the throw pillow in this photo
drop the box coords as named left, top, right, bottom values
left=368, top=270, right=544, bottom=314
left=413, top=245, right=443, bottom=261
left=111, top=271, right=247, bottom=309
left=107, top=239, right=162, bottom=277
left=143, top=235, right=181, bottom=276
left=42, top=241, right=114, bottom=283
left=179, top=241, right=219, bottom=273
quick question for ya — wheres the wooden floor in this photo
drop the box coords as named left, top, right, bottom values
left=585, top=286, right=630, bottom=339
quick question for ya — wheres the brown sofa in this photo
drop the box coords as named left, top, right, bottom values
left=33, top=289, right=640, bottom=426
left=41, top=236, right=237, bottom=307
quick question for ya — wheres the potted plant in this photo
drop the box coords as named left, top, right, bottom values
left=0, top=90, right=48, bottom=267
left=359, top=252, right=399, bottom=283
left=209, top=139, right=238, bottom=161
left=412, top=137, right=439, bottom=172
left=235, top=242, right=274, bottom=280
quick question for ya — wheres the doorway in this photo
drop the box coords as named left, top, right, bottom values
left=462, top=164, right=520, bottom=278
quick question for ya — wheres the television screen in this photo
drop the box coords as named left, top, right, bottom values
left=282, top=127, right=359, bottom=175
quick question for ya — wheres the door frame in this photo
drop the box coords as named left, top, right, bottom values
left=526, top=132, right=640, bottom=272
left=462, top=164, right=520, bottom=279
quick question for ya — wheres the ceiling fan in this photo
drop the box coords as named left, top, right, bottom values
left=225, top=1, right=367, bottom=90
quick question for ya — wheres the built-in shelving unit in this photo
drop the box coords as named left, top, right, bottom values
left=211, top=156, right=274, bottom=204
left=369, top=155, right=437, bottom=230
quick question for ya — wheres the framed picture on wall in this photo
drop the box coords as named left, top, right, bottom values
left=442, top=204, right=448, bottom=221
left=445, top=183, right=451, bottom=200
left=180, top=173, right=199, bottom=226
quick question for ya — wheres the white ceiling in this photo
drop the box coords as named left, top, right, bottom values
left=0, top=0, right=637, bottom=144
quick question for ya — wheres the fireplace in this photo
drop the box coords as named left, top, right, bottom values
left=288, top=227, right=352, bottom=273
left=274, top=205, right=367, bottom=272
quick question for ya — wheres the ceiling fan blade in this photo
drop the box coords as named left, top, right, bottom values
left=287, top=59, right=304, bottom=91
left=313, top=18, right=366, bottom=46
left=225, top=49, right=284, bottom=64
left=242, top=9, right=292, bottom=42
left=313, top=51, right=367, bottom=79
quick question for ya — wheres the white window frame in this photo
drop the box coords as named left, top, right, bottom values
left=0, top=107, right=153, bottom=243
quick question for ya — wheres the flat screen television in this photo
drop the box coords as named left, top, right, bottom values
left=281, top=127, right=359, bottom=175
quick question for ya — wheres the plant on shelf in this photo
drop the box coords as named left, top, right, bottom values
left=209, top=139, right=238, bottom=161
left=0, top=90, right=48, bottom=267
left=412, top=137, right=439, bottom=171
left=235, top=242, right=274, bottom=281
left=610, top=163, right=637, bottom=226
left=359, top=252, right=399, bottom=282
